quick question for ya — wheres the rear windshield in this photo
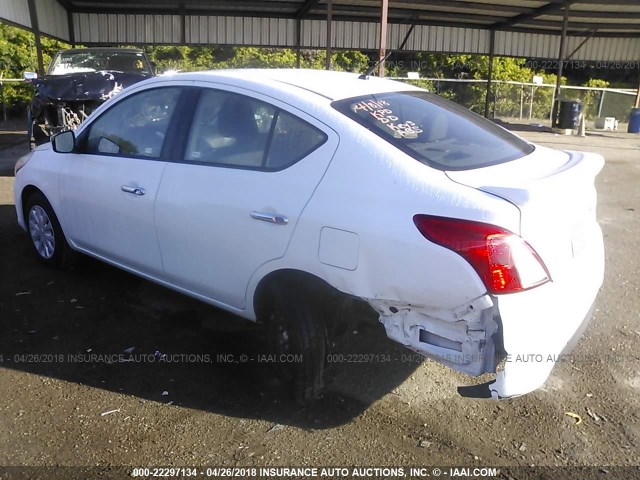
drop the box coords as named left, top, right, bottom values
left=332, top=91, right=534, bottom=170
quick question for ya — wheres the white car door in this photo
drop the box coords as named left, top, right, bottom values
left=155, top=86, right=338, bottom=309
left=59, top=86, right=183, bottom=276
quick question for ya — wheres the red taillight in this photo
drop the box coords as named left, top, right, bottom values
left=413, top=214, right=550, bottom=294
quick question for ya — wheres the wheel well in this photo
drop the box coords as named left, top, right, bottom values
left=253, top=269, right=376, bottom=337
left=21, top=185, right=45, bottom=219
left=253, top=270, right=336, bottom=323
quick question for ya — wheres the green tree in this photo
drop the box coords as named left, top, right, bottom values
left=143, top=44, right=369, bottom=73
left=392, top=53, right=566, bottom=118
left=580, top=78, right=609, bottom=119
left=0, top=23, right=69, bottom=113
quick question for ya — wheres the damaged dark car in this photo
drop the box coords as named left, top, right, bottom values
left=25, top=47, right=155, bottom=149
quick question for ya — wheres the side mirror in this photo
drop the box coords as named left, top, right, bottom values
left=150, top=61, right=157, bottom=75
left=23, top=71, right=38, bottom=81
left=52, top=130, right=75, bottom=153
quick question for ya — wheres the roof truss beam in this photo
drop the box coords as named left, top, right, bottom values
left=491, top=0, right=576, bottom=30
left=572, top=0, right=640, bottom=4
left=312, top=5, right=505, bottom=23
left=544, top=10, right=640, bottom=19
left=523, top=19, right=638, bottom=31
left=296, top=0, right=320, bottom=19
left=386, top=0, right=532, bottom=15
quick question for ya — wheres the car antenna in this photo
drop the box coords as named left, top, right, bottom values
left=359, top=51, right=393, bottom=80
left=358, top=22, right=417, bottom=80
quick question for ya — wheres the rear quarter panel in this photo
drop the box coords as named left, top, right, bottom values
left=246, top=112, right=523, bottom=316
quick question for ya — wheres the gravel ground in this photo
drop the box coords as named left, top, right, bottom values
left=0, top=123, right=638, bottom=478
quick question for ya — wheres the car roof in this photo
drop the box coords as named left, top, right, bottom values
left=161, top=69, right=421, bottom=101
left=57, top=48, right=146, bottom=54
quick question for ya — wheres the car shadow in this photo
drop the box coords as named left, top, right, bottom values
left=0, top=204, right=420, bottom=429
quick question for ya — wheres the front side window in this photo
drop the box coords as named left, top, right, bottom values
left=332, top=91, right=534, bottom=170
left=83, top=87, right=181, bottom=158
left=185, top=89, right=327, bottom=170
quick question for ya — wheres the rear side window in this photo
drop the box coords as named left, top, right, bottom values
left=332, top=91, right=534, bottom=170
left=266, top=111, right=327, bottom=170
left=185, top=90, right=275, bottom=168
left=184, top=89, right=327, bottom=171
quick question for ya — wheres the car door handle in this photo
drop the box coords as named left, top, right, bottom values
left=250, top=211, right=288, bottom=225
left=121, top=185, right=146, bottom=196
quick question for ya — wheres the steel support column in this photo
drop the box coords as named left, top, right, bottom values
left=552, top=4, right=570, bottom=126
left=67, top=9, right=76, bottom=46
left=27, top=0, right=45, bottom=77
left=378, top=0, right=389, bottom=77
left=484, top=30, right=495, bottom=118
left=325, top=0, right=332, bottom=70
left=635, top=77, right=640, bottom=108
left=179, top=2, right=186, bottom=44
left=296, top=18, right=302, bottom=68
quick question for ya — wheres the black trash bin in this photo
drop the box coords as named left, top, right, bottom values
left=555, top=99, right=583, bottom=129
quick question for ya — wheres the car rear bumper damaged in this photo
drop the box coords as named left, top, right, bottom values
left=368, top=295, right=502, bottom=378
left=368, top=229, right=602, bottom=401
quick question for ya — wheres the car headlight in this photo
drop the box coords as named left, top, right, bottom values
left=14, top=152, right=33, bottom=175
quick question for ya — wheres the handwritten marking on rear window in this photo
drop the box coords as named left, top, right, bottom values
left=353, top=100, right=423, bottom=139
left=354, top=99, right=390, bottom=112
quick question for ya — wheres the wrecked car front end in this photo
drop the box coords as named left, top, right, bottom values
left=27, top=71, right=150, bottom=147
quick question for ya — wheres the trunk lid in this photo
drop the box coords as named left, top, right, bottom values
left=446, top=145, right=605, bottom=282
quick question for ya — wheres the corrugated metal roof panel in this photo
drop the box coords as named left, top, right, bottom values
left=36, top=0, right=69, bottom=41
left=74, top=13, right=181, bottom=44
left=0, top=0, right=634, bottom=64
left=0, top=0, right=31, bottom=28
left=67, top=12, right=640, bottom=62
left=572, top=3, right=640, bottom=13
left=183, top=16, right=295, bottom=46
left=495, top=30, right=640, bottom=61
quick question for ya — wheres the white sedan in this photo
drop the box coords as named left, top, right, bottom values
left=13, top=69, right=605, bottom=403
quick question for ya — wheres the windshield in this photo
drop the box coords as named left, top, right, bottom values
left=48, top=51, right=152, bottom=76
left=332, top=91, right=534, bottom=170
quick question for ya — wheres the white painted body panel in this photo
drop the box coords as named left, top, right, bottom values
left=13, top=69, right=606, bottom=399
left=492, top=219, right=604, bottom=397
left=59, top=153, right=167, bottom=275
left=446, top=146, right=605, bottom=397
left=14, top=145, right=52, bottom=231
left=250, top=123, right=521, bottom=311
left=154, top=82, right=340, bottom=309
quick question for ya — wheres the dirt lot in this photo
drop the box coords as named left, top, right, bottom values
left=0, top=122, right=639, bottom=478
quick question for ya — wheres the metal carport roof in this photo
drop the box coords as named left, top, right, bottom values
left=2, top=0, right=639, bottom=61
left=2, top=0, right=639, bottom=113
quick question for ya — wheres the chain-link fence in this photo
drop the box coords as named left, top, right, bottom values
left=394, top=77, right=638, bottom=129
left=2, top=74, right=638, bottom=129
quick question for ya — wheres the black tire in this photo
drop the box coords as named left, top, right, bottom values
left=265, top=280, right=327, bottom=404
left=24, top=192, right=75, bottom=268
